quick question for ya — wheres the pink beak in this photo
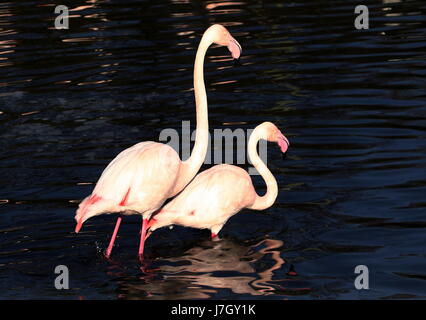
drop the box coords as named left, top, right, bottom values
left=278, top=135, right=290, bottom=153
left=147, top=218, right=157, bottom=229
left=75, top=218, right=83, bottom=233
left=228, top=37, right=242, bottom=60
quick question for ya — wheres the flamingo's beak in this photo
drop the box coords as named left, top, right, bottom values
left=147, top=218, right=157, bottom=229
left=145, top=230, right=152, bottom=241
left=75, top=218, right=83, bottom=233
left=143, top=217, right=157, bottom=241
left=228, top=37, right=242, bottom=60
left=277, top=134, right=290, bottom=154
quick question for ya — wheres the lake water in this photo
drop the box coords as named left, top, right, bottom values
left=0, top=0, right=425, bottom=299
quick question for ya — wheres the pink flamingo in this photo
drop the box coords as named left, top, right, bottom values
left=146, top=122, right=289, bottom=240
left=74, top=24, right=242, bottom=259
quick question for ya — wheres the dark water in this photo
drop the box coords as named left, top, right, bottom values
left=0, top=0, right=425, bottom=299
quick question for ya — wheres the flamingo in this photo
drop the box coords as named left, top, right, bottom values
left=74, top=24, right=242, bottom=259
left=146, top=122, right=289, bottom=240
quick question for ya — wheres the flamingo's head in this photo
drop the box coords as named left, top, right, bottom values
left=260, top=122, right=290, bottom=154
left=206, top=24, right=242, bottom=60
left=74, top=194, right=104, bottom=233
left=145, top=208, right=173, bottom=233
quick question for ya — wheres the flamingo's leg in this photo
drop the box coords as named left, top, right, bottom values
left=105, top=216, right=122, bottom=258
left=138, top=218, right=149, bottom=260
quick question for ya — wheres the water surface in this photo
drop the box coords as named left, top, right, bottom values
left=0, top=0, right=425, bottom=299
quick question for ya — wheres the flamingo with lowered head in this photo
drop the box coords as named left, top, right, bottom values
left=146, top=122, right=289, bottom=239
left=74, top=24, right=242, bottom=259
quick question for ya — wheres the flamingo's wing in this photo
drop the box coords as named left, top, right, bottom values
left=94, top=141, right=181, bottom=206
left=77, top=142, right=181, bottom=223
left=159, top=165, right=255, bottom=229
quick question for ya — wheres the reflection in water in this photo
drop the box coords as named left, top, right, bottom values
left=0, top=4, right=16, bottom=72
left=109, top=238, right=307, bottom=299
left=382, top=0, right=402, bottom=27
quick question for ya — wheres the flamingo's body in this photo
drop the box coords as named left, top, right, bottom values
left=74, top=24, right=242, bottom=259
left=76, top=142, right=180, bottom=222
left=151, top=164, right=255, bottom=236
left=148, top=122, right=289, bottom=238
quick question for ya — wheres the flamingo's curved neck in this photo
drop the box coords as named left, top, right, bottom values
left=187, top=32, right=210, bottom=168
left=247, top=128, right=278, bottom=210
left=171, top=31, right=213, bottom=195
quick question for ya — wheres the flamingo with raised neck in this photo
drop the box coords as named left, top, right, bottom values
left=146, top=122, right=289, bottom=239
left=74, top=24, right=242, bottom=259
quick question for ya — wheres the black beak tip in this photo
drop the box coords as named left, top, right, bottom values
left=281, top=151, right=288, bottom=160
left=233, top=58, right=241, bottom=67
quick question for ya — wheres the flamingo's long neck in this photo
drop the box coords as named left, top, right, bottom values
left=171, top=30, right=213, bottom=195
left=247, top=127, right=278, bottom=210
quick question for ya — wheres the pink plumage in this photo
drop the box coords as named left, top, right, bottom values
left=74, top=25, right=242, bottom=260
left=147, top=122, right=289, bottom=239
